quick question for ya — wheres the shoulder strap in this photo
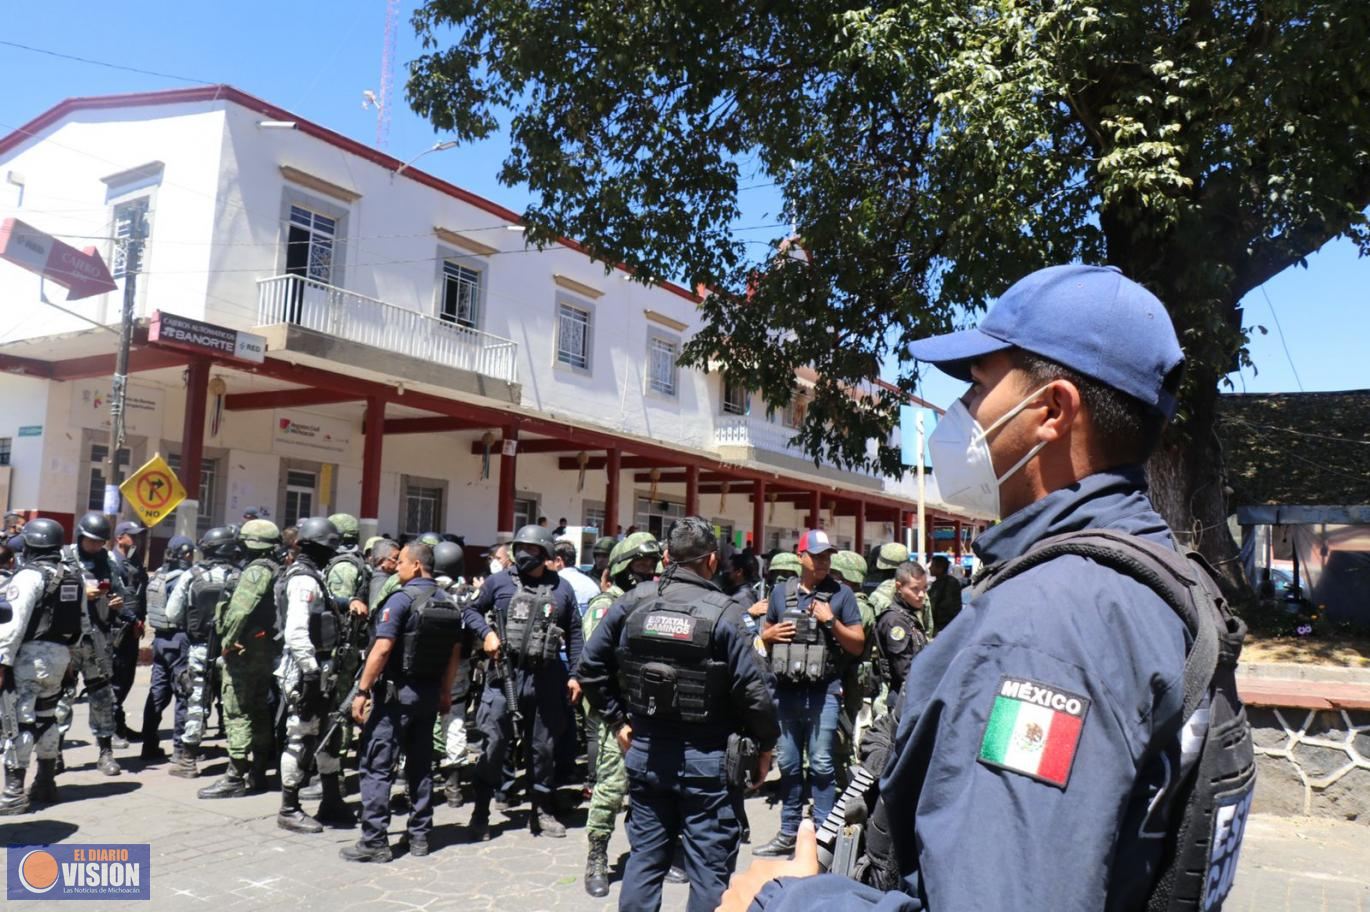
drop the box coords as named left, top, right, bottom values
left=975, top=529, right=1219, bottom=722
left=785, top=577, right=800, bottom=612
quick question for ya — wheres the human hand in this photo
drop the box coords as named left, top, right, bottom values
left=349, top=598, right=369, bottom=617
left=748, top=600, right=768, bottom=618
left=567, top=678, right=582, bottom=703
left=762, top=621, right=795, bottom=645
left=351, top=693, right=371, bottom=724
left=717, top=820, right=820, bottom=911
left=483, top=631, right=501, bottom=658
left=811, top=601, right=834, bottom=625
left=615, top=722, right=633, bottom=753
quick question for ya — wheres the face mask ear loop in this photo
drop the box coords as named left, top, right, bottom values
left=971, top=382, right=1057, bottom=446
left=995, top=438, right=1049, bottom=486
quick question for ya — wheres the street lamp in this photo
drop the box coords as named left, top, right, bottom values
left=394, top=140, right=459, bottom=175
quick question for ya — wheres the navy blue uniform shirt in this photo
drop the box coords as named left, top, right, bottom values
left=765, top=574, right=862, bottom=696
left=374, top=577, right=450, bottom=702
left=471, top=566, right=582, bottom=677
left=752, top=468, right=1191, bottom=912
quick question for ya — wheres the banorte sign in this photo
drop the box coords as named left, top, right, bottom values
left=148, top=311, right=266, bottom=364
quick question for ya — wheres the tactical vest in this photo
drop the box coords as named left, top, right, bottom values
left=615, top=584, right=731, bottom=724
left=62, top=544, right=112, bottom=628
left=503, top=583, right=562, bottom=668
left=325, top=550, right=370, bottom=600
left=25, top=562, right=84, bottom=646
left=875, top=602, right=924, bottom=686
left=278, top=562, right=339, bottom=653
left=974, top=530, right=1256, bottom=912
left=144, top=566, right=183, bottom=631
left=186, top=564, right=235, bottom=643
left=770, top=579, right=843, bottom=685
left=400, top=583, right=466, bottom=680
left=222, top=557, right=280, bottom=640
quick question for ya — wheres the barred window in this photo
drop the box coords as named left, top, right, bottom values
left=648, top=336, right=678, bottom=397
left=557, top=302, right=591, bottom=370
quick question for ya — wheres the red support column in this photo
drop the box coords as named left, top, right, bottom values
left=807, top=490, right=822, bottom=529
left=605, top=448, right=621, bottom=536
left=685, top=464, right=700, bottom=516
left=953, top=519, right=963, bottom=559
left=854, top=500, right=866, bottom=554
left=497, top=423, right=519, bottom=534
left=752, top=479, right=766, bottom=550
left=180, top=360, right=210, bottom=504
left=360, top=396, right=384, bottom=524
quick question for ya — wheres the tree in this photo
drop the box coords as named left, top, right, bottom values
left=408, top=0, right=1370, bottom=587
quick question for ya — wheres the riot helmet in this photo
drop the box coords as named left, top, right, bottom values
left=164, top=535, right=196, bottom=568
left=22, top=518, right=65, bottom=558
left=199, top=526, right=240, bottom=561
left=511, top=524, right=555, bottom=576
left=76, top=510, right=112, bottom=551
left=433, top=540, right=465, bottom=581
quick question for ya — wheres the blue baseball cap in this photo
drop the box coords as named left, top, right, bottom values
left=909, top=264, right=1184, bottom=418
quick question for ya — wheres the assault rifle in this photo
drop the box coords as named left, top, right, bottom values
left=491, top=608, right=523, bottom=727
left=815, top=763, right=879, bottom=880
left=315, top=663, right=369, bottom=766
left=0, top=676, right=19, bottom=755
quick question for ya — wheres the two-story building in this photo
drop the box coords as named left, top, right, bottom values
left=0, top=85, right=978, bottom=565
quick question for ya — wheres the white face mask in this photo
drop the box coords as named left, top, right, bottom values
left=927, top=385, right=1052, bottom=521
left=488, top=559, right=504, bottom=576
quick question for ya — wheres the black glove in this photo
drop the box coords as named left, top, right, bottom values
left=298, top=669, right=322, bottom=711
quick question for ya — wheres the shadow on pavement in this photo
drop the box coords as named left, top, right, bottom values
left=56, top=780, right=141, bottom=805
left=0, top=819, right=80, bottom=845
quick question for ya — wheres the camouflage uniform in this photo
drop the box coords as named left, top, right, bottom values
left=583, top=582, right=626, bottom=839
left=831, top=551, right=877, bottom=773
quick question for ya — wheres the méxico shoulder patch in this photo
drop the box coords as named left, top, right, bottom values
left=978, top=676, right=1091, bottom=789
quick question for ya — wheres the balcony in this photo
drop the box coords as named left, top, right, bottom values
left=713, top=413, right=883, bottom=487
left=256, top=274, right=519, bottom=386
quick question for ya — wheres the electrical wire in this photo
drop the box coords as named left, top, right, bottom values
left=1260, top=285, right=1304, bottom=392
left=0, top=39, right=215, bottom=85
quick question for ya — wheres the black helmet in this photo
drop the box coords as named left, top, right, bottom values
left=77, top=510, right=112, bottom=542
left=165, top=535, right=195, bottom=565
left=22, top=518, right=65, bottom=554
left=199, top=526, right=239, bottom=559
left=511, top=524, right=555, bottom=557
left=433, top=541, right=465, bottom=579
left=296, top=517, right=341, bottom=551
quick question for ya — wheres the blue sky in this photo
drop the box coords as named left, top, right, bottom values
left=3, top=1, right=1365, bottom=413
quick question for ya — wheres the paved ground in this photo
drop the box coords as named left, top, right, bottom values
left=2, top=667, right=1366, bottom=911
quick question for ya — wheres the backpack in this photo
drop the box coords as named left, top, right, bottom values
left=971, top=529, right=1255, bottom=912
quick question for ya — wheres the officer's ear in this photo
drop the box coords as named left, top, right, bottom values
left=1036, top=379, right=1081, bottom=445
left=705, top=552, right=719, bottom=578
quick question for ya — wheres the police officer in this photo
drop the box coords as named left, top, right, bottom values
left=754, top=529, right=864, bottom=858
left=58, top=510, right=130, bottom=777
left=579, top=532, right=661, bottom=897
left=0, top=519, right=86, bottom=814
left=139, top=535, right=195, bottom=763
left=721, top=264, right=1251, bottom=911
left=468, top=523, right=582, bottom=840
left=432, top=539, right=473, bottom=807
left=110, top=520, right=148, bottom=745
left=276, top=516, right=354, bottom=832
left=926, top=555, right=963, bottom=633
left=199, top=520, right=284, bottom=799
left=340, top=541, right=465, bottom=862
left=873, top=562, right=929, bottom=712
left=578, top=516, right=779, bottom=912
left=164, top=526, right=239, bottom=779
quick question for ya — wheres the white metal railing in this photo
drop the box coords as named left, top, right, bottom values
left=256, top=274, right=519, bottom=385
left=714, top=413, right=888, bottom=478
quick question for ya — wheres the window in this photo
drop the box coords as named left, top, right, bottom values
left=86, top=444, right=131, bottom=511
left=0, top=437, right=10, bottom=467
left=783, top=394, right=808, bottom=429
left=284, top=470, right=317, bottom=527
left=440, top=261, right=481, bottom=328
left=111, top=197, right=150, bottom=278
left=556, top=301, right=591, bottom=371
left=165, top=454, right=218, bottom=534
left=648, top=336, right=679, bottom=397
left=285, top=205, right=336, bottom=285
left=583, top=503, right=606, bottom=535
left=404, top=483, right=444, bottom=536
left=634, top=496, right=685, bottom=540
left=512, top=496, right=540, bottom=531
left=722, top=377, right=749, bottom=415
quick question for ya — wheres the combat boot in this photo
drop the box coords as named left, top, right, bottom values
left=140, top=739, right=168, bottom=763
left=53, top=750, right=64, bottom=775
left=197, top=758, right=248, bottom=799
left=445, top=768, right=463, bottom=808
left=299, top=772, right=322, bottom=801
left=168, top=745, right=200, bottom=779
left=0, top=767, right=29, bottom=816
left=95, top=738, right=122, bottom=776
left=752, top=830, right=796, bottom=857
left=28, top=760, right=59, bottom=807
left=314, top=774, right=356, bottom=828
left=247, top=753, right=271, bottom=793
left=277, top=786, right=323, bottom=833
left=466, top=786, right=492, bottom=842
left=531, top=793, right=567, bottom=838
left=584, top=832, right=610, bottom=897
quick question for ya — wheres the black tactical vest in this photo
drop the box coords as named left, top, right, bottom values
left=615, top=584, right=732, bottom=724
left=279, top=562, right=339, bottom=653
left=186, top=564, right=235, bottom=643
left=770, top=579, right=842, bottom=684
left=144, top=567, right=182, bottom=631
left=26, top=562, right=84, bottom=646
left=503, top=583, right=561, bottom=668
left=400, top=584, right=466, bottom=680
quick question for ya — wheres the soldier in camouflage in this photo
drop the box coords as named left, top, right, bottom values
left=199, top=520, right=284, bottom=799
left=868, top=542, right=935, bottom=636
left=830, top=551, right=877, bottom=776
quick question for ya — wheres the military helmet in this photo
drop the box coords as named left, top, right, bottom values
left=328, top=513, right=360, bottom=544
left=875, top=541, right=910, bottom=570
left=433, top=540, right=465, bottom=580
left=363, top=535, right=384, bottom=557
left=199, top=526, right=239, bottom=559
left=768, top=552, right=802, bottom=576
left=296, top=516, right=341, bottom=550
left=592, top=536, right=616, bottom=557
left=417, top=531, right=443, bottom=548
left=77, top=510, right=112, bottom=542
left=608, top=532, right=661, bottom=579
left=511, top=524, right=555, bottom=557
left=22, top=518, right=65, bottom=554
left=238, top=520, right=281, bottom=552
left=831, top=550, right=868, bottom=586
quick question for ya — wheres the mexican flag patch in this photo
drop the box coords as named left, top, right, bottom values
left=978, top=676, right=1091, bottom=789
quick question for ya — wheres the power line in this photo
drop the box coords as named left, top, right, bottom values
left=1260, top=285, right=1304, bottom=392
left=0, top=39, right=215, bottom=85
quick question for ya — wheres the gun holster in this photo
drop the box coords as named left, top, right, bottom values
left=725, top=733, right=759, bottom=790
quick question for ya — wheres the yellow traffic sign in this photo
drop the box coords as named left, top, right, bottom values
left=119, top=454, right=187, bottom=527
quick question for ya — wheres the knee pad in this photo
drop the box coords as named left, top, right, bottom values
left=33, top=693, right=61, bottom=716
left=86, top=677, right=111, bottom=692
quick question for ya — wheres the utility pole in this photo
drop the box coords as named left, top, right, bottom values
left=915, top=410, right=926, bottom=564
left=105, top=208, right=145, bottom=519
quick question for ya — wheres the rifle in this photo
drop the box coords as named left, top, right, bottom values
left=491, top=607, right=523, bottom=727
left=314, top=662, right=369, bottom=765
left=815, top=763, right=879, bottom=880
left=0, top=675, right=19, bottom=762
